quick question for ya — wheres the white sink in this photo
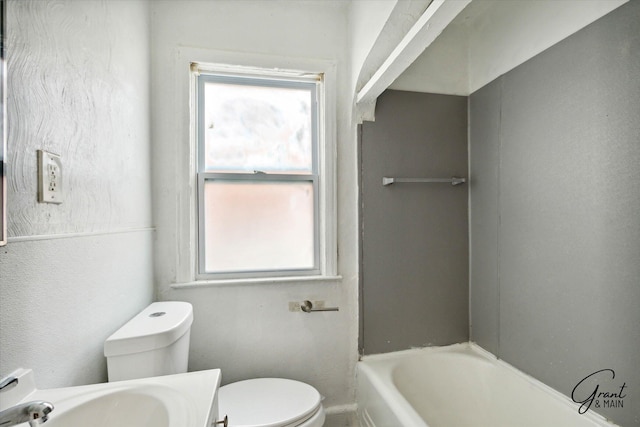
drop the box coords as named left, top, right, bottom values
left=0, top=368, right=221, bottom=427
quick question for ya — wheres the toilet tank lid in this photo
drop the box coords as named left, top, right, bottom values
left=104, top=301, right=193, bottom=357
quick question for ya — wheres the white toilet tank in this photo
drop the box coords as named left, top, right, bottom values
left=104, top=301, right=193, bottom=382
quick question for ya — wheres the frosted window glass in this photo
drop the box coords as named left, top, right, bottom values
left=203, top=180, right=315, bottom=273
left=203, top=81, right=313, bottom=174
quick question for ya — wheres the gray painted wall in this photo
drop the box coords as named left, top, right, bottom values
left=361, top=90, right=469, bottom=354
left=470, top=3, right=640, bottom=425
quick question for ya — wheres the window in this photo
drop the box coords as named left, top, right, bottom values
left=195, top=68, right=325, bottom=279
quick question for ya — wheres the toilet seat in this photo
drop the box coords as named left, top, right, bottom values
left=218, top=378, right=324, bottom=427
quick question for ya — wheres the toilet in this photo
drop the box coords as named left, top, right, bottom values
left=104, top=301, right=325, bottom=427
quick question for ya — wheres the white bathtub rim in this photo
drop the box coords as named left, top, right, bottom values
left=357, top=364, right=426, bottom=426
left=470, top=343, right=621, bottom=427
left=358, top=342, right=482, bottom=427
left=358, top=342, right=621, bottom=427
left=359, top=342, right=473, bottom=363
left=358, top=356, right=428, bottom=426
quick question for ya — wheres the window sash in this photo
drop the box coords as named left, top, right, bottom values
left=195, top=72, right=321, bottom=280
left=197, top=73, right=319, bottom=175
left=197, top=173, right=320, bottom=278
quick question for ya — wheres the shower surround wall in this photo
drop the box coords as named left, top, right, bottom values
left=0, top=0, right=153, bottom=388
left=470, top=2, right=640, bottom=426
left=360, top=90, right=469, bottom=354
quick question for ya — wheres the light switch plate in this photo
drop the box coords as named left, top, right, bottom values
left=37, top=150, right=63, bottom=204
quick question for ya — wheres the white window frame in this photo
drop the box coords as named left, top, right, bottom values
left=189, top=59, right=337, bottom=284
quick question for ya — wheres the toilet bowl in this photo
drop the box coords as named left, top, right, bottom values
left=104, top=302, right=325, bottom=427
left=218, top=378, right=325, bottom=427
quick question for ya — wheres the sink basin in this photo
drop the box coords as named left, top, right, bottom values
left=44, top=385, right=189, bottom=427
left=0, top=368, right=221, bottom=427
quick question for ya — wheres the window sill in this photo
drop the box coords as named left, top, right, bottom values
left=170, top=275, right=343, bottom=289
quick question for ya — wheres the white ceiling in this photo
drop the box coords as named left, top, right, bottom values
left=389, top=0, right=628, bottom=96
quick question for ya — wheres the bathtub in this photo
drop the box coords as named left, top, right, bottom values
left=357, top=343, right=618, bottom=427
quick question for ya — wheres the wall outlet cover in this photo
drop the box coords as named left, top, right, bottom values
left=37, top=150, right=63, bottom=204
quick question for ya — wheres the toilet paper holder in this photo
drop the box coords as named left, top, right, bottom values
left=301, top=300, right=339, bottom=313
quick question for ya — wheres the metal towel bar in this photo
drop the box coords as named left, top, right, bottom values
left=382, top=177, right=466, bottom=186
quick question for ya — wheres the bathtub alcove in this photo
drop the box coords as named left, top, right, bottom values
left=357, top=1, right=638, bottom=426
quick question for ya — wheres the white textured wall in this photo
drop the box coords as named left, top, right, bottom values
left=0, top=0, right=154, bottom=389
left=150, top=0, right=360, bottom=415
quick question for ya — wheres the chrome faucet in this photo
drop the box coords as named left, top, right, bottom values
left=0, top=376, right=54, bottom=427
left=0, top=400, right=54, bottom=427
left=0, top=377, right=18, bottom=393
